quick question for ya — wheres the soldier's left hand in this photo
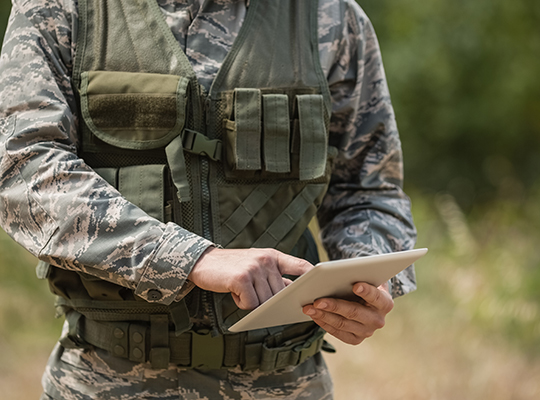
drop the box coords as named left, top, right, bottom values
left=302, top=282, right=394, bottom=345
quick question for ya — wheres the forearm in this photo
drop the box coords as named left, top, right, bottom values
left=0, top=1, right=213, bottom=304
left=320, top=2, right=417, bottom=297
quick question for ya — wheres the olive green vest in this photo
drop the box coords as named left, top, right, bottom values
left=44, top=0, right=335, bottom=362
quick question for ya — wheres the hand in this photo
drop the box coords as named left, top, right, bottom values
left=188, top=247, right=313, bottom=310
left=302, top=282, right=394, bottom=345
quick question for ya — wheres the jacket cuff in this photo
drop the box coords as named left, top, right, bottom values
left=134, top=222, right=213, bottom=305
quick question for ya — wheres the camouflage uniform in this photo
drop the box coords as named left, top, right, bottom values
left=0, top=0, right=417, bottom=399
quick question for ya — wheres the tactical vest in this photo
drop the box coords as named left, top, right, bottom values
left=43, top=0, right=337, bottom=370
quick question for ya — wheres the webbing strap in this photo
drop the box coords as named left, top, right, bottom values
left=59, top=310, right=89, bottom=349
left=234, top=88, right=262, bottom=170
left=55, top=297, right=192, bottom=334
left=220, top=183, right=282, bottom=247
left=297, top=94, right=327, bottom=180
left=150, top=315, right=170, bottom=369
left=165, top=134, right=191, bottom=202
left=252, top=184, right=326, bottom=248
left=72, top=316, right=325, bottom=371
left=263, top=94, right=290, bottom=173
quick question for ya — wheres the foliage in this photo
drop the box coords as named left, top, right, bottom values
left=1, top=1, right=539, bottom=208
left=359, top=0, right=540, bottom=208
left=412, top=188, right=540, bottom=353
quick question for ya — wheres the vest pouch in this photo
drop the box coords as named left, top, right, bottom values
left=223, top=90, right=329, bottom=182
left=94, top=165, right=167, bottom=222
left=80, top=71, right=190, bottom=150
left=81, top=71, right=193, bottom=203
left=295, top=94, right=328, bottom=181
left=223, top=88, right=262, bottom=179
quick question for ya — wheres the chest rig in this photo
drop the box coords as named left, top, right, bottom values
left=46, top=0, right=336, bottom=370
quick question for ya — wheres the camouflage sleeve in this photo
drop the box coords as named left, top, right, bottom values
left=0, top=0, right=213, bottom=305
left=318, top=0, right=417, bottom=297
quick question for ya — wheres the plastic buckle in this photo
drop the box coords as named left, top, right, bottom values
left=183, top=129, right=222, bottom=161
left=191, top=331, right=225, bottom=370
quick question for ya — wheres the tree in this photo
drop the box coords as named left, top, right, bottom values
left=360, top=0, right=540, bottom=207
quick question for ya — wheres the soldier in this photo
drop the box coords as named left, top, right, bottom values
left=0, top=0, right=417, bottom=399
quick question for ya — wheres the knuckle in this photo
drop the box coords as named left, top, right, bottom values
left=374, top=316, right=386, bottom=330
left=235, top=269, right=253, bottom=285
left=345, top=306, right=361, bottom=321
left=256, top=249, right=276, bottom=266
left=323, top=324, right=338, bottom=335
left=247, top=262, right=261, bottom=275
left=364, top=330, right=374, bottom=339
left=339, top=333, right=363, bottom=346
left=335, top=317, right=347, bottom=331
left=371, top=288, right=382, bottom=304
left=323, top=300, right=338, bottom=312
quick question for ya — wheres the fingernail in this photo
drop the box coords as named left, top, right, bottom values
left=355, top=285, right=364, bottom=294
left=316, top=301, right=328, bottom=310
left=305, top=307, right=316, bottom=316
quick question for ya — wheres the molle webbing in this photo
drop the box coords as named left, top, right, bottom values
left=220, top=183, right=282, bottom=247
left=62, top=309, right=324, bottom=371
left=253, top=184, right=327, bottom=248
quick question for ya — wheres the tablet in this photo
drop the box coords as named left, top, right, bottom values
left=228, top=248, right=428, bottom=332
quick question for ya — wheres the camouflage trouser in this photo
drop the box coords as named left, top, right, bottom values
left=40, top=340, right=334, bottom=400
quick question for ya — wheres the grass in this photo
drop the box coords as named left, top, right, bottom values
left=0, top=191, right=539, bottom=399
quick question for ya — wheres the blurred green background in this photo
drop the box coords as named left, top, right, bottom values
left=0, top=1, right=539, bottom=399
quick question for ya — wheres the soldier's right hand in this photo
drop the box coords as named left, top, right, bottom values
left=188, top=247, right=313, bottom=310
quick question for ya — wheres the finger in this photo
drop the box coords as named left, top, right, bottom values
left=312, top=298, right=376, bottom=326
left=276, top=251, right=313, bottom=277
left=282, top=277, right=293, bottom=286
left=353, top=282, right=394, bottom=313
left=303, top=304, right=380, bottom=345
left=232, top=284, right=260, bottom=310
left=305, top=301, right=378, bottom=333
left=253, top=275, right=275, bottom=305
left=303, top=305, right=372, bottom=345
left=267, top=269, right=286, bottom=295
left=307, top=307, right=363, bottom=333
left=310, top=317, right=366, bottom=346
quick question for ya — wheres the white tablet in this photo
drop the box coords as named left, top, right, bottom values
left=228, top=248, right=428, bottom=332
